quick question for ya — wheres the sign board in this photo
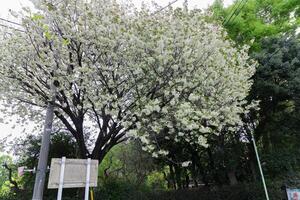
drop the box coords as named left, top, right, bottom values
left=48, top=158, right=98, bottom=189
left=18, top=166, right=25, bottom=177
left=287, top=189, right=300, bottom=200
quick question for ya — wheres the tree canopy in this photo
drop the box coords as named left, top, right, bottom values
left=209, top=0, right=300, bottom=187
left=210, top=0, right=300, bottom=50
left=0, top=0, right=255, bottom=165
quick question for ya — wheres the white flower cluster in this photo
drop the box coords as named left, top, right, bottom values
left=0, top=0, right=256, bottom=159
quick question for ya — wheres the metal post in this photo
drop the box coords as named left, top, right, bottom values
left=85, top=158, right=91, bottom=200
left=90, top=188, right=94, bottom=200
left=32, top=101, right=55, bottom=200
left=251, top=132, right=270, bottom=200
left=57, top=157, right=66, bottom=200
left=285, top=188, right=289, bottom=200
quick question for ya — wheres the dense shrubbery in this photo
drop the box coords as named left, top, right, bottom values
left=94, top=179, right=151, bottom=200
left=92, top=180, right=288, bottom=200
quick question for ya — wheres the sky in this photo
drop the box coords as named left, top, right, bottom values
left=0, top=0, right=234, bottom=18
left=0, top=0, right=234, bottom=143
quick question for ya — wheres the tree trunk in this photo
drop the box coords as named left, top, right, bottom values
left=227, top=170, right=238, bottom=185
left=250, top=159, right=258, bottom=181
left=169, top=164, right=177, bottom=190
left=174, top=165, right=182, bottom=189
left=163, top=171, right=172, bottom=189
left=207, top=148, right=221, bottom=185
left=247, top=143, right=258, bottom=181
left=191, top=154, right=199, bottom=187
left=185, top=172, right=190, bottom=188
left=197, top=162, right=209, bottom=187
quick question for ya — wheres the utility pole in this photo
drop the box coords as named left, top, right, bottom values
left=251, top=131, right=270, bottom=200
left=32, top=101, right=55, bottom=200
left=32, top=24, right=58, bottom=197
left=32, top=75, right=56, bottom=200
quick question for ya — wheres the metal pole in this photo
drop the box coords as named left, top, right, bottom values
left=85, top=158, right=91, bottom=200
left=251, top=132, right=270, bottom=200
left=57, top=157, right=66, bottom=200
left=285, top=188, right=289, bottom=200
left=32, top=100, right=55, bottom=200
left=90, top=188, right=94, bottom=200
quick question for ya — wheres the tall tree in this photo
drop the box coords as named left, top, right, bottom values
left=210, top=0, right=300, bottom=50
left=251, top=34, right=300, bottom=152
left=0, top=0, right=255, bottom=165
left=210, top=0, right=300, bottom=182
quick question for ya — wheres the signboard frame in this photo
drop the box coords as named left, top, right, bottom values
left=48, top=158, right=98, bottom=189
left=47, top=157, right=98, bottom=200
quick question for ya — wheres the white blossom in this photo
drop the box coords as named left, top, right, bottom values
left=182, top=161, right=191, bottom=167
left=0, top=0, right=256, bottom=160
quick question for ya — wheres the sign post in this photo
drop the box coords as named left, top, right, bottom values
left=251, top=132, right=270, bottom=200
left=48, top=158, right=98, bottom=200
left=57, top=157, right=66, bottom=200
left=84, top=158, right=91, bottom=200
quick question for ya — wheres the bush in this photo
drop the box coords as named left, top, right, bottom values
left=93, top=181, right=288, bottom=200
left=149, top=182, right=287, bottom=200
left=94, top=178, right=152, bottom=200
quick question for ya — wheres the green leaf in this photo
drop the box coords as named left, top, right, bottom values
left=31, top=13, right=44, bottom=21
left=44, top=31, right=52, bottom=40
left=62, top=38, right=70, bottom=45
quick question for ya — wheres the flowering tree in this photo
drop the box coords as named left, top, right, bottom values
left=0, top=0, right=256, bottom=163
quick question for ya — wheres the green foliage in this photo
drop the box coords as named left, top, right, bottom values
left=0, top=155, right=20, bottom=198
left=0, top=132, right=79, bottom=199
left=146, top=170, right=168, bottom=190
left=210, top=0, right=300, bottom=50
left=31, top=13, right=44, bottom=21
left=262, top=149, right=300, bottom=180
left=98, top=145, right=124, bottom=181
left=95, top=142, right=162, bottom=200
left=0, top=155, right=11, bottom=190
left=93, top=141, right=169, bottom=200
left=98, top=141, right=157, bottom=186
left=251, top=34, right=300, bottom=155
left=93, top=181, right=290, bottom=200
left=95, top=178, right=151, bottom=200
left=208, top=0, right=300, bottom=189
left=148, top=182, right=284, bottom=200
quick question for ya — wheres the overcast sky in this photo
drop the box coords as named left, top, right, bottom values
left=0, top=0, right=234, bottom=18
left=0, top=0, right=234, bottom=142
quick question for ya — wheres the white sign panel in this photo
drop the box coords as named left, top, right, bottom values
left=287, top=189, right=300, bottom=200
left=48, top=158, right=98, bottom=189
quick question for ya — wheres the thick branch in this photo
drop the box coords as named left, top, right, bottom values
left=3, top=163, right=20, bottom=193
